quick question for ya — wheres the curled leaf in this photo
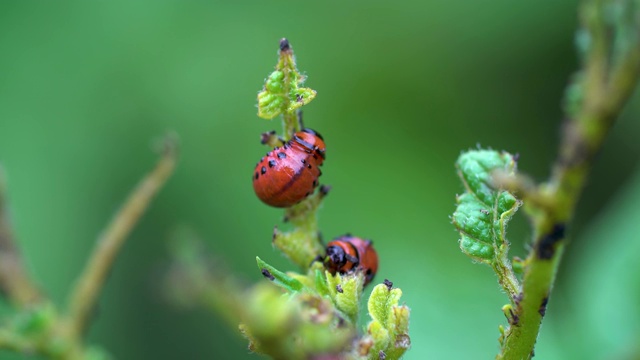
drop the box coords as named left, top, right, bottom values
left=452, top=150, right=521, bottom=264
left=257, top=41, right=317, bottom=120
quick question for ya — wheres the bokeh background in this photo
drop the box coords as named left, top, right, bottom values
left=1, top=1, right=639, bottom=359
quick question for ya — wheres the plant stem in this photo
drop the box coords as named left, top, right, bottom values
left=65, top=138, right=177, bottom=339
left=0, top=168, right=43, bottom=307
left=498, top=0, right=640, bottom=357
left=493, top=252, right=521, bottom=302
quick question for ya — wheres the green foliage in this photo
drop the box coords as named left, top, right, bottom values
left=452, top=150, right=521, bottom=264
left=325, top=271, right=364, bottom=324
left=452, top=1, right=640, bottom=358
left=366, top=282, right=411, bottom=360
left=162, top=39, right=412, bottom=360
left=1, top=1, right=639, bottom=359
left=257, top=39, right=317, bottom=122
left=256, top=257, right=305, bottom=292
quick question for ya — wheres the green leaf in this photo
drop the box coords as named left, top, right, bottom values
left=366, top=283, right=411, bottom=360
left=257, top=41, right=317, bottom=120
left=452, top=150, right=521, bottom=264
left=325, top=271, right=363, bottom=324
left=256, top=257, right=304, bottom=293
left=314, top=269, right=330, bottom=297
left=368, top=284, right=402, bottom=329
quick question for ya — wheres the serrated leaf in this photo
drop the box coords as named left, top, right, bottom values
left=257, top=43, right=316, bottom=120
left=456, top=150, right=516, bottom=207
left=366, top=283, right=411, bottom=360
left=256, top=257, right=304, bottom=293
left=325, top=271, right=362, bottom=323
left=368, top=284, right=402, bottom=329
left=452, top=150, right=521, bottom=264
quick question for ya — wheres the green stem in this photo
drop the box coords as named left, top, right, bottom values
left=493, top=251, right=521, bottom=302
left=498, top=0, right=640, bottom=357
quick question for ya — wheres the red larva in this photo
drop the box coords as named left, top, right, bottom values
left=253, top=128, right=326, bottom=208
left=324, top=234, right=379, bottom=286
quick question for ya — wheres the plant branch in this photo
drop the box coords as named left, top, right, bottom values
left=0, top=327, right=33, bottom=353
left=65, top=138, right=178, bottom=339
left=0, top=168, right=43, bottom=307
left=498, top=0, right=640, bottom=358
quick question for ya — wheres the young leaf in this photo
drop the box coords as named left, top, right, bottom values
left=325, top=271, right=363, bottom=324
left=366, top=282, right=411, bottom=360
left=256, top=257, right=304, bottom=293
left=257, top=39, right=317, bottom=120
left=452, top=150, right=521, bottom=264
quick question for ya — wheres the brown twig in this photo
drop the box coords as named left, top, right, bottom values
left=0, top=168, right=43, bottom=307
left=65, top=137, right=178, bottom=339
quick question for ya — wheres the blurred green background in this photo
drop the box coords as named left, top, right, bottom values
left=1, top=1, right=639, bottom=359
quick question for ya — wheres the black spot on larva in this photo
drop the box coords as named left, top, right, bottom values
left=307, top=164, right=312, bottom=169
left=336, top=284, right=343, bottom=293
left=301, top=159, right=306, bottom=164
left=383, top=279, right=393, bottom=290
left=320, top=185, right=331, bottom=196
left=261, top=268, right=275, bottom=281
left=313, top=154, right=318, bottom=160
left=536, top=223, right=566, bottom=259
left=261, top=166, right=267, bottom=175
left=268, top=160, right=276, bottom=168
left=312, top=179, right=317, bottom=187
left=305, top=191, right=311, bottom=197
left=255, top=172, right=259, bottom=180
left=277, top=152, right=287, bottom=159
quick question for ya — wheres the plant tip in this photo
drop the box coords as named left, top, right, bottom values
left=279, top=38, right=290, bottom=52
